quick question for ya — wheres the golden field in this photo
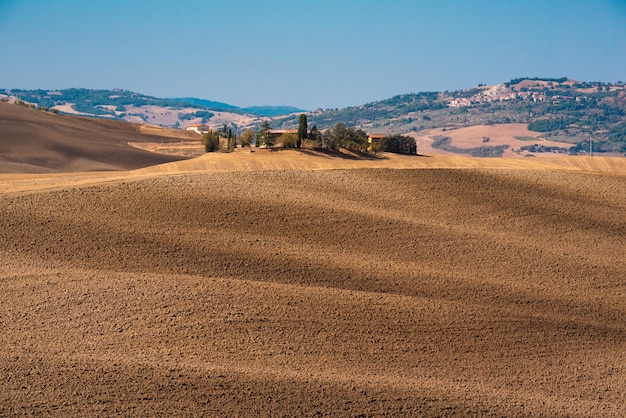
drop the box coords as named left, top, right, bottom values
left=1, top=150, right=626, bottom=416
left=1, top=104, right=626, bottom=415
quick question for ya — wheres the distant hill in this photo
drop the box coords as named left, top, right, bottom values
left=168, top=99, right=304, bottom=117
left=271, top=77, right=626, bottom=156
left=169, top=97, right=239, bottom=111
left=240, top=106, right=305, bottom=117
left=0, top=88, right=306, bottom=128
left=2, top=77, right=625, bottom=156
left=0, top=101, right=192, bottom=173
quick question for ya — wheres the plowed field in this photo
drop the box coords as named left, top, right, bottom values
left=1, top=161, right=625, bottom=416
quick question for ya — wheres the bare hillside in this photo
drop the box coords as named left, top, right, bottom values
left=0, top=102, right=195, bottom=173
left=1, top=163, right=625, bottom=415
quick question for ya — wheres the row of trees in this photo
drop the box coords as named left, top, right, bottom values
left=202, top=114, right=417, bottom=155
left=320, top=123, right=369, bottom=151
left=528, top=117, right=576, bottom=132
left=378, top=134, right=418, bottom=155
left=256, top=114, right=311, bottom=148
left=201, top=124, right=237, bottom=152
left=233, top=115, right=312, bottom=149
left=8, top=98, right=60, bottom=114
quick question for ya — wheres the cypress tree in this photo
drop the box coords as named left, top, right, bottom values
left=297, top=114, right=308, bottom=149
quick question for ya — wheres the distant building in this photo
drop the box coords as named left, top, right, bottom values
left=367, top=133, right=386, bottom=151
left=367, top=133, right=386, bottom=142
left=185, top=124, right=211, bottom=135
left=268, top=129, right=297, bottom=141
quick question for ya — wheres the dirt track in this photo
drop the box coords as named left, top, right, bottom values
left=1, top=164, right=625, bottom=416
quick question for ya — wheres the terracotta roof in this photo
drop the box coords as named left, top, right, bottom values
left=268, top=129, right=298, bottom=134
left=368, top=133, right=386, bottom=139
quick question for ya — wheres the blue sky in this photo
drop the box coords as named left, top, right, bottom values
left=1, top=0, right=625, bottom=109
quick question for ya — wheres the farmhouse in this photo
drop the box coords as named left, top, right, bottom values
left=367, top=133, right=386, bottom=151
left=269, top=129, right=297, bottom=136
left=368, top=133, right=386, bottom=142
left=185, top=124, right=211, bottom=135
left=268, top=129, right=298, bottom=141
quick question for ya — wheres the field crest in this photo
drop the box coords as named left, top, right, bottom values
left=1, top=165, right=625, bottom=415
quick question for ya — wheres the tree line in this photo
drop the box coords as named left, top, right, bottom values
left=201, top=124, right=237, bottom=152
left=202, top=114, right=417, bottom=155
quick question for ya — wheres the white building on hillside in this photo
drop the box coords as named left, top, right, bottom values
left=185, top=124, right=211, bottom=135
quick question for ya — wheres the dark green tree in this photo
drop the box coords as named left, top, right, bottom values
left=227, top=129, right=236, bottom=151
left=321, top=129, right=332, bottom=149
left=328, top=122, right=348, bottom=150
left=309, top=125, right=321, bottom=143
left=257, top=120, right=273, bottom=148
left=203, top=130, right=220, bottom=152
left=346, top=127, right=369, bottom=151
left=297, top=114, right=308, bottom=148
left=381, top=134, right=417, bottom=154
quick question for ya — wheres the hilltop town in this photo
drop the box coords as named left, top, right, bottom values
left=3, top=77, right=626, bottom=156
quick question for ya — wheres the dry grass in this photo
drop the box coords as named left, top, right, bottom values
left=137, top=124, right=201, bottom=140
left=128, top=141, right=205, bottom=158
left=409, top=124, right=580, bottom=157
left=2, top=151, right=626, bottom=196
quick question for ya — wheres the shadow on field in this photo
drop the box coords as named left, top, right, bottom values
left=271, top=147, right=390, bottom=160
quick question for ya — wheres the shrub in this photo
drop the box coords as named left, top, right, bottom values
left=202, top=131, right=220, bottom=152
left=240, top=128, right=255, bottom=147
left=281, top=133, right=298, bottom=148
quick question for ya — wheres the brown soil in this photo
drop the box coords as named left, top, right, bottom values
left=0, top=102, right=193, bottom=173
left=128, top=141, right=205, bottom=158
left=1, top=161, right=625, bottom=415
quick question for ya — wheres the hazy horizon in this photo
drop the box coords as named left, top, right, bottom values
left=0, top=0, right=624, bottom=110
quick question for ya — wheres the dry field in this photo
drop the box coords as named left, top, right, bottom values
left=1, top=149, right=626, bottom=416
left=0, top=102, right=191, bottom=173
left=409, top=124, right=578, bottom=158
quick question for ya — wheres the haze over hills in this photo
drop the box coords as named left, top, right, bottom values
left=169, top=97, right=305, bottom=117
left=0, top=88, right=306, bottom=130
left=2, top=77, right=626, bottom=157
left=287, top=77, right=626, bottom=156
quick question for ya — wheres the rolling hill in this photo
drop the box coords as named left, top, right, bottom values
left=0, top=88, right=306, bottom=129
left=3, top=77, right=626, bottom=158
left=1, top=92, right=626, bottom=414
left=1, top=155, right=625, bottom=415
left=273, top=77, right=626, bottom=156
left=0, top=101, right=195, bottom=173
